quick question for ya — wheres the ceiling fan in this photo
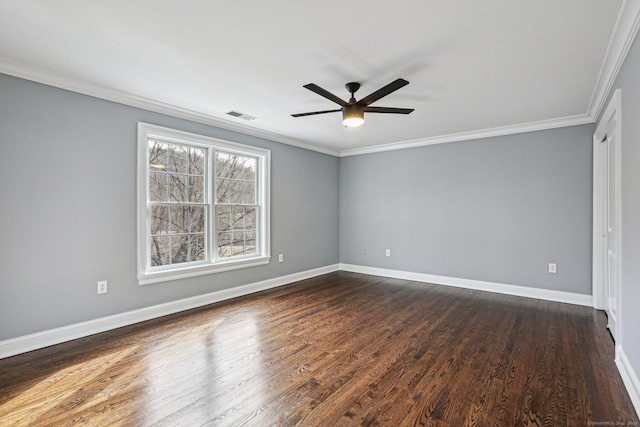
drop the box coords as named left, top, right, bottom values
left=292, top=78, right=414, bottom=127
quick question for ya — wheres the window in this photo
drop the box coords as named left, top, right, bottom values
left=137, top=123, right=270, bottom=285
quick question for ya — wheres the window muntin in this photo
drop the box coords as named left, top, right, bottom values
left=148, top=140, right=207, bottom=267
left=214, top=152, right=258, bottom=259
left=137, top=123, right=270, bottom=285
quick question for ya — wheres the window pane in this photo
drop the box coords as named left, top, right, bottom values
left=151, top=206, right=169, bottom=235
left=189, top=176, right=204, bottom=203
left=170, top=175, right=188, bottom=202
left=215, top=152, right=229, bottom=178
left=142, top=125, right=269, bottom=281
left=149, top=141, right=168, bottom=171
left=216, top=178, right=229, bottom=203
left=232, top=206, right=245, bottom=230
left=149, top=173, right=168, bottom=202
left=191, top=234, right=205, bottom=262
left=245, top=231, right=256, bottom=255
left=217, top=232, right=231, bottom=258
left=189, top=147, right=205, bottom=175
left=244, top=157, right=256, bottom=180
left=216, top=206, right=231, bottom=231
left=169, top=146, right=188, bottom=173
left=170, top=206, right=189, bottom=234
left=190, top=206, right=206, bottom=233
left=232, top=232, right=245, bottom=256
left=230, top=181, right=242, bottom=204
left=245, top=207, right=256, bottom=230
left=151, top=236, right=170, bottom=266
left=229, top=155, right=244, bottom=179
left=171, top=235, right=190, bottom=264
left=243, top=182, right=255, bottom=204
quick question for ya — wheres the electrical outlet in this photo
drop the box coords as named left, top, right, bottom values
left=385, top=249, right=391, bottom=257
left=548, top=263, right=557, bottom=274
left=278, top=254, right=284, bottom=263
left=97, top=280, right=108, bottom=294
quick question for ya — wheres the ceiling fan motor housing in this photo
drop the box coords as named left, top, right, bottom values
left=345, top=82, right=361, bottom=96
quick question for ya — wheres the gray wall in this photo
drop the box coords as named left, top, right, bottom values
left=0, top=73, right=339, bottom=340
left=603, top=28, right=640, bottom=391
left=4, top=46, right=637, bottom=390
left=339, top=125, right=594, bottom=294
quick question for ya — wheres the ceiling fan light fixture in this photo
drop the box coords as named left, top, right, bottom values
left=342, top=106, right=364, bottom=127
left=292, top=78, right=412, bottom=127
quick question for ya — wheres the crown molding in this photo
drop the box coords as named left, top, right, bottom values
left=0, top=58, right=340, bottom=157
left=6, top=1, right=639, bottom=164
left=588, top=0, right=640, bottom=120
left=338, top=114, right=595, bottom=157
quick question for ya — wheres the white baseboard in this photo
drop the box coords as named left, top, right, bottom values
left=4, top=262, right=634, bottom=417
left=342, top=264, right=636, bottom=417
left=0, top=263, right=598, bottom=359
left=339, top=263, right=593, bottom=306
left=0, top=264, right=339, bottom=359
left=616, top=345, right=640, bottom=418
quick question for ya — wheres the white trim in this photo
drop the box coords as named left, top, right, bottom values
left=339, top=263, right=593, bottom=306
left=139, top=257, right=271, bottom=286
left=0, top=58, right=339, bottom=157
left=0, top=264, right=340, bottom=360
left=616, top=346, right=640, bottom=418
left=338, top=114, right=594, bottom=157
left=588, top=0, right=640, bottom=120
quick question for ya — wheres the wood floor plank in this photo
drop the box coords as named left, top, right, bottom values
left=0, top=271, right=637, bottom=426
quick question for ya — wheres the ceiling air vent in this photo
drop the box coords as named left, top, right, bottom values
left=226, top=110, right=257, bottom=121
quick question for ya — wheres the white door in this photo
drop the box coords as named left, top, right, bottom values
left=604, top=125, right=619, bottom=339
left=593, top=89, right=621, bottom=343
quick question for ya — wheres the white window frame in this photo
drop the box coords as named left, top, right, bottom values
left=137, top=123, right=270, bottom=285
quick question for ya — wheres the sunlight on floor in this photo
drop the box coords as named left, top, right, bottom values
left=0, top=346, right=138, bottom=425
left=139, top=311, right=267, bottom=424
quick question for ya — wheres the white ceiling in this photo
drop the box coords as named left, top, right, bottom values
left=0, top=1, right=632, bottom=156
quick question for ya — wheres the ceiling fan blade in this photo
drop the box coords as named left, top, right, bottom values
left=291, top=109, right=342, bottom=117
left=364, top=106, right=414, bottom=114
left=303, top=83, right=349, bottom=107
left=358, top=78, right=410, bottom=106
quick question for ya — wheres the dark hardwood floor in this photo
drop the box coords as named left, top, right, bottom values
left=0, top=271, right=637, bottom=426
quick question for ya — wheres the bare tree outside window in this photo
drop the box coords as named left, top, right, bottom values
left=147, top=142, right=259, bottom=267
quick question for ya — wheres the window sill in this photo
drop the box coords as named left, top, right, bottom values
left=138, top=256, right=271, bottom=285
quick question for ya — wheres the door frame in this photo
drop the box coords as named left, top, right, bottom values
left=592, top=88, right=622, bottom=343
